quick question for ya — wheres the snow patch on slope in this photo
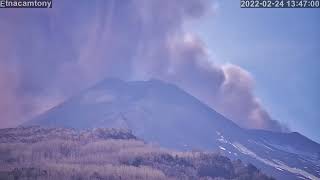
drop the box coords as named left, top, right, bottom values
left=219, top=146, right=226, bottom=151
left=232, top=142, right=319, bottom=180
left=216, top=131, right=229, bottom=144
left=248, top=139, right=274, bottom=151
left=267, top=143, right=319, bottom=161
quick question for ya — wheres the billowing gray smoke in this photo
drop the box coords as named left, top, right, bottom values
left=0, top=0, right=286, bottom=131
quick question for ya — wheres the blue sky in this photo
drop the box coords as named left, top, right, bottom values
left=195, top=1, right=320, bottom=142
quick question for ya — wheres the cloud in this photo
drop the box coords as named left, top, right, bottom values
left=0, top=0, right=286, bottom=131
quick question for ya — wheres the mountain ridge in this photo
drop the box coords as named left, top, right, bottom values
left=24, top=78, right=320, bottom=180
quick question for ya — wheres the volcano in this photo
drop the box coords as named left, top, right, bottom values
left=26, top=78, right=320, bottom=180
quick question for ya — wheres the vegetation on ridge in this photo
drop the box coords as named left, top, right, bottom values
left=0, top=127, right=274, bottom=180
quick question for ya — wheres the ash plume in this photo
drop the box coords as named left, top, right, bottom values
left=0, top=0, right=286, bottom=131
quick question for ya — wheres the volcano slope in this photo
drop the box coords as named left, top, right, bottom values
left=26, top=78, right=320, bottom=180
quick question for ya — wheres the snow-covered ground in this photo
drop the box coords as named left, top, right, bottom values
left=232, top=142, right=320, bottom=180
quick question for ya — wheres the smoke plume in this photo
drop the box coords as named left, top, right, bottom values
left=0, top=0, right=286, bottom=131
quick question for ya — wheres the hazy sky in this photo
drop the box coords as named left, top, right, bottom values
left=0, top=0, right=318, bottom=142
left=194, top=1, right=320, bottom=142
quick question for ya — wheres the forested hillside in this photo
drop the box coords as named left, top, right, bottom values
left=0, top=126, right=273, bottom=180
